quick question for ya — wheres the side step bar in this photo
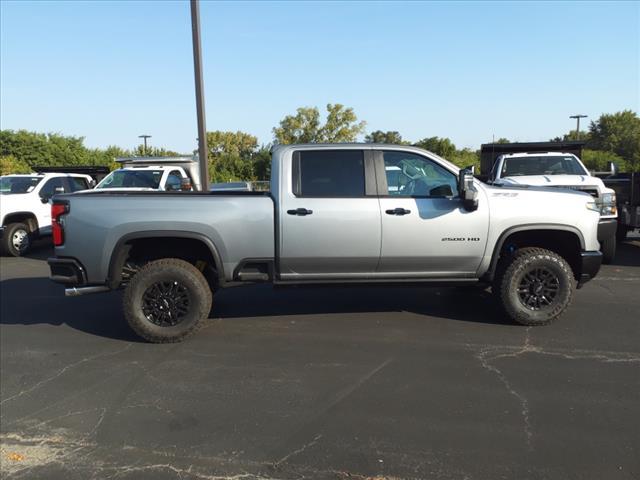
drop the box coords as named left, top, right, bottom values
left=65, top=286, right=111, bottom=297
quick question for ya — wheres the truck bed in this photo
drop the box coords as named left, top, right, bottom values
left=56, top=191, right=275, bottom=284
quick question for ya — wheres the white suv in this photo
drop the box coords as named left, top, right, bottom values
left=0, top=172, right=93, bottom=256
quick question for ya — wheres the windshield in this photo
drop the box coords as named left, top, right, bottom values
left=502, top=156, right=587, bottom=177
left=96, top=170, right=162, bottom=189
left=0, top=176, right=42, bottom=194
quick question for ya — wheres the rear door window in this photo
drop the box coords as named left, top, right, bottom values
left=295, top=150, right=365, bottom=197
left=68, top=177, right=89, bottom=191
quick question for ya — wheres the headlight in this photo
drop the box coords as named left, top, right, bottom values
left=586, top=201, right=600, bottom=212
left=601, top=193, right=616, bottom=205
left=598, top=192, right=617, bottom=215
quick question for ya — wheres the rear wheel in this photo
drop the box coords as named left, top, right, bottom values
left=601, top=234, right=616, bottom=264
left=1, top=222, right=31, bottom=257
left=123, top=258, right=212, bottom=343
left=495, top=247, right=574, bottom=326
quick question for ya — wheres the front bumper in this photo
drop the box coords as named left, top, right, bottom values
left=597, top=218, right=617, bottom=242
left=48, top=257, right=87, bottom=286
left=577, top=250, right=602, bottom=288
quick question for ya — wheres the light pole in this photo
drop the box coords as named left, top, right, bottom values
left=569, top=115, right=588, bottom=139
left=138, top=134, right=151, bottom=155
left=191, top=0, right=209, bottom=190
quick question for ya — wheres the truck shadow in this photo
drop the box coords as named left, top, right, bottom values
left=0, top=277, right=510, bottom=342
left=214, top=283, right=510, bottom=325
left=0, top=276, right=142, bottom=342
left=611, top=239, right=640, bottom=267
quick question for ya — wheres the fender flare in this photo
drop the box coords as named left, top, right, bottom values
left=106, top=230, right=225, bottom=289
left=2, top=211, right=39, bottom=231
left=486, top=224, right=585, bottom=280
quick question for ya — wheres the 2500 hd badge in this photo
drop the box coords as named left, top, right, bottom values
left=442, top=237, right=481, bottom=242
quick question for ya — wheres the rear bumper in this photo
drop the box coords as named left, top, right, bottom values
left=577, top=250, right=602, bottom=288
left=597, top=218, right=617, bottom=242
left=48, top=257, right=87, bottom=286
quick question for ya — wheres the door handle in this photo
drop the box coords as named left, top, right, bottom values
left=287, top=208, right=313, bottom=216
left=385, top=208, right=411, bottom=216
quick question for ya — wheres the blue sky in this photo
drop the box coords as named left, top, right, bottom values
left=1, top=1, right=638, bottom=153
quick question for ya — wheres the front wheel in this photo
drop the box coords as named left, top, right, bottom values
left=495, top=247, right=575, bottom=326
left=123, top=258, right=213, bottom=343
left=1, top=222, right=31, bottom=257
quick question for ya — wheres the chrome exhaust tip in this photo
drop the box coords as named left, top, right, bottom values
left=65, top=286, right=111, bottom=297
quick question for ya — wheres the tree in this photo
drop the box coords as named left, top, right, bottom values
left=0, top=155, right=31, bottom=175
left=549, top=131, right=590, bottom=142
left=273, top=104, right=366, bottom=144
left=0, top=130, right=88, bottom=167
left=204, top=131, right=260, bottom=183
left=588, top=110, right=640, bottom=169
left=252, top=146, right=272, bottom=181
left=449, top=148, right=481, bottom=171
left=581, top=149, right=628, bottom=173
left=364, top=130, right=406, bottom=144
left=414, top=136, right=457, bottom=159
left=494, top=138, right=511, bottom=144
left=133, top=144, right=181, bottom=158
left=206, top=131, right=258, bottom=158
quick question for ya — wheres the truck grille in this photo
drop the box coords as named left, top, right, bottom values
left=552, top=186, right=599, bottom=198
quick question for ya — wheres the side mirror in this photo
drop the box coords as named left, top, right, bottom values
left=608, top=161, right=618, bottom=176
left=40, top=195, right=50, bottom=204
left=458, top=167, right=479, bottom=212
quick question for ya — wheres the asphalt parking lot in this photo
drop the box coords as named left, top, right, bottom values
left=1, top=238, right=639, bottom=480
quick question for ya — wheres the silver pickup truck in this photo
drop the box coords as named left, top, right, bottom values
left=49, top=144, right=603, bottom=342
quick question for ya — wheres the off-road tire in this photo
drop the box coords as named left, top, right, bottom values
left=601, top=235, right=616, bottom=264
left=1, top=222, right=31, bottom=257
left=495, top=247, right=574, bottom=326
left=123, top=258, right=212, bottom=343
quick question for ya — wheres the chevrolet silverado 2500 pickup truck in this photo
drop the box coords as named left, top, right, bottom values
left=48, top=144, right=603, bottom=342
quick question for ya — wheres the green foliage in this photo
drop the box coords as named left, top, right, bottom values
left=588, top=110, right=640, bottom=170
left=0, top=155, right=32, bottom=175
left=0, top=130, right=181, bottom=173
left=273, top=104, right=366, bottom=144
left=0, top=130, right=88, bottom=167
left=549, top=130, right=590, bottom=142
left=494, top=138, right=511, bottom=144
left=364, top=130, right=407, bottom=144
left=133, top=144, right=181, bottom=158
left=449, top=148, right=481, bottom=171
left=581, top=149, right=628, bottom=173
left=252, top=146, right=272, bottom=181
left=204, top=131, right=265, bottom=183
left=414, top=136, right=457, bottom=159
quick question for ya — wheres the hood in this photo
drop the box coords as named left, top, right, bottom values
left=498, top=174, right=604, bottom=188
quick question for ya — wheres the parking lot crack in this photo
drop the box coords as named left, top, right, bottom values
left=476, top=328, right=535, bottom=450
left=0, top=343, right=133, bottom=407
left=274, top=434, right=322, bottom=466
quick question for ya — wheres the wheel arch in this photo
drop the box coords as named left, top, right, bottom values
left=486, top=224, right=585, bottom=281
left=107, top=230, right=225, bottom=289
left=2, top=212, right=39, bottom=233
